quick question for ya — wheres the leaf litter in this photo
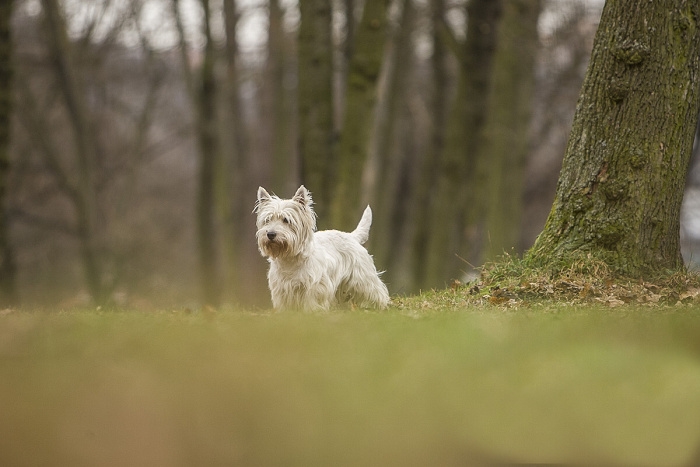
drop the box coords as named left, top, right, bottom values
left=394, top=254, right=700, bottom=311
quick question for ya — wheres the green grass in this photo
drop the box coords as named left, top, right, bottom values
left=2, top=305, right=700, bottom=466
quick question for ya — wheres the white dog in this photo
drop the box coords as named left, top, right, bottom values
left=255, top=185, right=390, bottom=310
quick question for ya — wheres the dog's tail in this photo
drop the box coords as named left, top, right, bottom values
left=351, top=206, right=372, bottom=245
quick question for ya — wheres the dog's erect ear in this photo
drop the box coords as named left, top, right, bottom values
left=257, top=186, right=272, bottom=203
left=293, top=185, right=313, bottom=207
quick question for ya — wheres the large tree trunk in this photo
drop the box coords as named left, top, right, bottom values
left=330, top=0, right=389, bottom=231
left=298, top=0, right=334, bottom=224
left=526, top=0, right=700, bottom=276
left=417, top=0, right=502, bottom=289
left=0, top=0, right=15, bottom=305
left=480, top=0, right=541, bottom=262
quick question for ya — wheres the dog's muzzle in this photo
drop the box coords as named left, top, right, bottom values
left=259, top=230, right=288, bottom=258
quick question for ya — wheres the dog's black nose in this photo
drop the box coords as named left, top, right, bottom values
left=267, top=231, right=277, bottom=241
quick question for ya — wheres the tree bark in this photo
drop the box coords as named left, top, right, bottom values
left=298, top=0, right=334, bottom=224
left=526, top=0, right=700, bottom=276
left=0, top=0, right=15, bottom=305
left=330, top=0, right=389, bottom=231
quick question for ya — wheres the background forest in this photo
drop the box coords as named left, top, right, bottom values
left=7, top=0, right=700, bottom=308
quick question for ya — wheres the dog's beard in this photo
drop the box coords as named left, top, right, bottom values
left=259, top=237, right=289, bottom=258
left=257, top=228, right=309, bottom=259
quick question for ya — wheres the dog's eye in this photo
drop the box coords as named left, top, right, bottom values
left=283, top=218, right=289, bottom=224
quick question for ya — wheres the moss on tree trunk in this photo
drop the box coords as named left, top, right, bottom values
left=526, top=0, right=700, bottom=276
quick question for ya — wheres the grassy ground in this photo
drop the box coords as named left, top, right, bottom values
left=2, top=301, right=700, bottom=466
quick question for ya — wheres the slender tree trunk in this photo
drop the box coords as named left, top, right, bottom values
left=330, top=0, right=389, bottom=231
left=0, top=0, right=15, bottom=305
left=42, top=0, right=106, bottom=304
left=172, top=0, right=222, bottom=306
left=366, top=0, right=414, bottom=278
left=527, top=0, right=700, bottom=276
left=418, top=0, right=502, bottom=289
left=266, top=0, right=294, bottom=191
left=337, top=0, right=355, bottom=121
left=222, top=0, right=251, bottom=303
left=413, top=0, right=453, bottom=289
left=298, top=0, right=334, bottom=223
left=196, top=0, right=221, bottom=307
left=481, top=0, right=540, bottom=262
left=223, top=1, right=247, bottom=170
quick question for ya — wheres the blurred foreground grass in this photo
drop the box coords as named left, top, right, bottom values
left=2, top=306, right=700, bottom=466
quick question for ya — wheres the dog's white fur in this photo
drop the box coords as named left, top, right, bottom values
left=254, top=185, right=390, bottom=310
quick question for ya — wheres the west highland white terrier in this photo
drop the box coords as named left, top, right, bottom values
left=255, top=185, right=390, bottom=310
